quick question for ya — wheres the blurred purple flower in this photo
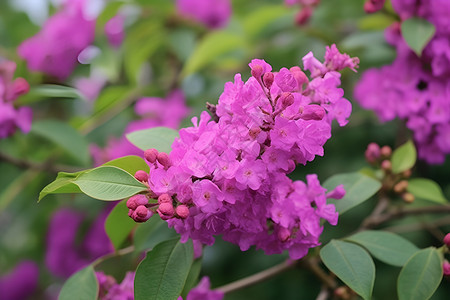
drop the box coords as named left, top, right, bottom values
left=105, top=14, right=125, bottom=48
left=0, top=261, right=39, bottom=300
left=97, top=271, right=134, bottom=300
left=176, top=0, right=231, bottom=29
left=185, top=277, right=223, bottom=300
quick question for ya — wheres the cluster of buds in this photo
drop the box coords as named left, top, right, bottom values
left=443, top=233, right=450, bottom=277
left=365, top=142, right=414, bottom=203
left=363, top=0, right=386, bottom=14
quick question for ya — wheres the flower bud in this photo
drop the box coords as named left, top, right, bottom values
left=299, top=105, right=325, bottom=121
left=394, top=180, right=408, bottom=194
left=157, top=152, right=171, bottom=168
left=144, top=148, right=158, bottom=164
left=364, top=0, right=385, bottom=14
left=380, top=145, right=392, bottom=158
left=279, top=92, right=295, bottom=109
left=133, top=205, right=152, bottom=222
left=277, top=227, right=291, bottom=242
left=11, top=78, right=30, bottom=98
left=443, top=233, right=450, bottom=247
left=381, top=159, right=391, bottom=171
left=365, top=142, right=380, bottom=163
left=326, top=184, right=345, bottom=199
left=176, top=205, right=190, bottom=219
left=263, top=72, right=274, bottom=89
left=295, top=6, right=313, bottom=26
left=126, top=194, right=148, bottom=210
left=158, top=202, right=175, bottom=219
left=443, top=261, right=450, bottom=276
left=158, top=193, right=172, bottom=204
left=134, top=170, right=149, bottom=182
left=289, top=66, right=308, bottom=88
left=251, top=64, right=264, bottom=79
left=402, top=169, right=412, bottom=178
left=402, top=192, right=415, bottom=203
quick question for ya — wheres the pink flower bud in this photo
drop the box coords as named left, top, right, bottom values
left=158, top=193, right=172, bottom=204
left=133, top=205, right=152, bottom=222
left=11, top=78, right=30, bottom=98
left=263, top=72, right=274, bottom=89
left=277, top=227, right=291, bottom=242
left=251, top=64, right=264, bottom=79
left=289, top=66, right=308, bottom=88
left=134, top=170, right=149, bottom=182
left=364, top=0, right=385, bottom=14
left=380, top=145, right=392, bottom=158
left=365, top=142, right=381, bottom=163
left=158, top=202, right=175, bottom=220
left=295, top=6, right=313, bottom=26
left=444, top=233, right=450, bottom=247
left=381, top=160, right=391, bottom=171
left=176, top=205, right=190, bottom=219
left=280, top=92, right=295, bottom=108
left=299, top=105, right=325, bottom=120
left=126, top=194, right=148, bottom=210
left=157, top=152, right=171, bottom=168
left=443, top=261, right=450, bottom=276
left=144, top=148, right=158, bottom=164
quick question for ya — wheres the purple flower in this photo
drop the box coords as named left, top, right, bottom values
left=105, top=14, right=125, bottom=48
left=0, top=261, right=39, bottom=300
left=184, top=277, right=224, bottom=300
left=176, top=0, right=232, bottom=29
left=18, top=0, right=95, bottom=80
left=97, top=271, right=134, bottom=300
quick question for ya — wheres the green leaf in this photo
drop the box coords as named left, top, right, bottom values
left=126, top=127, right=179, bottom=154
left=103, top=155, right=150, bottom=174
left=346, top=230, right=419, bottom=267
left=38, top=171, right=83, bottom=202
left=401, top=17, right=436, bottom=56
left=243, top=5, right=289, bottom=38
left=135, top=238, right=194, bottom=300
left=59, top=265, right=98, bottom=300
left=320, top=240, right=375, bottom=300
left=182, top=31, right=246, bottom=76
left=105, top=199, right=137, bottom=250
left=27, top=84, right=84, bottom=101
left=134, top=217, right=177, bottom=252
left=391, top=140, right=417, bottom=174
left=181, top=258, right=203, bottom=298
left=358, top=14, right=395, bottom=30
left=93, top=86, right=130, bottom=114
left=31, top=120, right=90, bottom=166
left=407, top=178, right=448, bottom=204
left=72, top=166, right=147, bottom=201
left=397, top=248, right=443, bottom=300
left=323, top=172, right=382, bottom=215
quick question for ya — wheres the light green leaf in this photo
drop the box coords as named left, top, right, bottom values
left=103, top=155, right=150, bottom=174
left=407, top=178, right=448, bottom=204
left=397, top=247, right=443, bottom=300
left=182, top=31, right=246, bottom=76
left=126, top=127, right=179, bottom=154
left=134, top=238, right=194, bottom=300
left=59, top=265, right=98, bottom=300
left=38, top=171, right=83, bottom=202
left=346, top=230, right=419, bottom=267
left=31, top=120, right=90, bottom=166
left=72, top=166, right=147, bottom=201
left=401, top=17, right=436, bottom=56
left=94, top=86, right=130, bottom=114
left=243, top=5, right=289, bottom=38
left=31, top=84, right=84, bottom=99
left=391, top=140, right=417, bottom=174
left=358, top=14, right=395, bottom=30
left=323, top=172, right=382, bottom=215
left=320, top=240, right=375, bottom=300
left=105, top=199, right=137, bottom=250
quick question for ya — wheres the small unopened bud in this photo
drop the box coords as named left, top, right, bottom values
left=157, top=152, right=171, bottom=168
left=364, top=0, right=385, bottom=14
left=326, top=184, right=345, bottom=199
left=402, top=192, right=415, bottom=203
left=158, top=202, right=175, bottom=219
left=334, top=286, right=351, bottom=300
left=394, top=180, right=408, bottom=194
left=175, top=205, right=190, bottom=219
left=133, top=205, right=152, bottom=222
left=443, top=233, right=450, bottom=247
left=402, top=169, right=412, bottom=178
left=295, top=6, right=313, bottom=26
left=134, top=170, right=149, bottom=182
left=251, top=64, right=264, bottom=79
left=277, top=227, right=291, bottom=242
left=263, top=72, right=274, bottom=89
left=280, top=92, right=295, bottom=108
left=289, top=66, right=308, bottom=88
left=158, top=193, right=172, bottom=204
left=144, top=148, right=158, bottom=164
left=381, top=159, right=391, bottom=171
left=365, top=142, right=381, bottom=163
left=380, top=145, right=392, bottom=158
left=299, top=105, right=325, bottom=121
left=443, top=261, right=450, bottom=276
left=12, top=78, right=30, bottom=97
left=249, top=127, right=261, bottom=139
left=127, top=194, right=148, bottom=210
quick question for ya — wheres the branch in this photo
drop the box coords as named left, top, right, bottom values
left=0, top=151, right=82, bottom=173
left=299, top=257, right=337, bottom=290
left=216, top=259, right=295, bottom=294
left=92, top=246, right=135, bottom=267
left=358, top=194, right=389, bottom=231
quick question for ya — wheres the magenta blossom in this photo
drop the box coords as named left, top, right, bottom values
left=0, top=261, right=39, bottom=300
left=176, top=0, right=231, bottom=29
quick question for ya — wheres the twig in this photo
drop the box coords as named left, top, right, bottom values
left=216, top=259, right=295, bottom=294
left=300, top=257, right=337, bottom=290
left=316, top=285, right=330, bottom=300
left=0, top=151, right=82, bottom=173
left=92, top=246, right=135, bottom=267
left=384, top=216, right=450, bottom=234
left=358, top=194, right=389, bottom=231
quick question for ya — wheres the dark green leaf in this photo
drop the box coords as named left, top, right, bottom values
left=105, top=199, right=137, bottom=250
left=401, top=17, right=436, bottom=56
left=397, top=247, right=443, bottom=300
left=181, top=258, right=203, bottom=298
left=320, top=240, right=375, bottom=300
left=72, top=166, right=147, bottom=201
left=323, top=172, right=382, bottom=215
left=346, top=230, right=419, bottom=267
left=135, top=239, right=194, bottom=300
left=31, top=120, right=90, bottom=166
left=103, top=155, right=150, bottom=174
left=391, top=140, right=417, bottom=174
left=59, top=265, right=98, bottom=300
left=126, top=127, right=179, bottom=154
left=407, top=178, right=448, bottom=204
left=134, top=217, right=176, bottom=252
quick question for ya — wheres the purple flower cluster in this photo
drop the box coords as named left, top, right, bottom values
left=0, top=261, right=39, bottom=300
left=176, top=0, right=232, bottom=29
left=91, top=90, right=190, bottom=165
left=46, top=208, right=113, bottom=278
left=18, top=0, right=95, bottom=80
left=178, top=277, right=224, bottom=300
left=128, top=45, right=357, bottom=259
left=97, top=271, right=134, bottom=300
left=355, top=0, right=450, bottom=164
left=0, top=60, right=32, bottom=139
